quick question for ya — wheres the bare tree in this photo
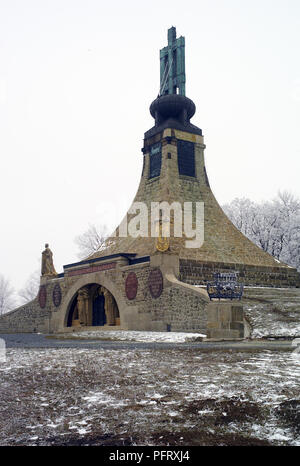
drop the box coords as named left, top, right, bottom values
left=222, top=197, right=257, bottom=238
left=0, top=274, right=16, bottom=315
left=74, top=224, right=108, bottom=259
left=222, top=191, right=300, bottom=270
left=18, top=269, right=40, bottom=305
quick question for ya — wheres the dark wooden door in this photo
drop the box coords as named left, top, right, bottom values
left=92, top=294, right=106, bottom=326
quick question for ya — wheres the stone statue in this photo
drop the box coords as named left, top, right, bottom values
left=77, top=288, right=89, bottom=326
left=103, top=288, right=116, bottom=325
left=41, top=243, right=57, bottom=276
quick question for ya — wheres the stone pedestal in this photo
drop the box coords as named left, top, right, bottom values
left=72, top=319, right=81, bottom=327
left=206, top=302, right=244, bottom=340
left=150, top=253, right=179, bottom=279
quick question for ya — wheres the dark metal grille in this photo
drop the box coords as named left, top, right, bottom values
left=149, top=142, right=162, bottom=178
left=207, top=272, right=244, bottom=300
left=177, top=139, right=195, bottom=177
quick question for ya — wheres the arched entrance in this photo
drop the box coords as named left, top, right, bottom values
left=66, top=283, right=120, bottom=328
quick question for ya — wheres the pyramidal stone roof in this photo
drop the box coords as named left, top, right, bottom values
left=88, top=123, right=290, bottom=270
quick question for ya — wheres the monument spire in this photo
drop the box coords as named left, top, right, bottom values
left=160, top=26, right=186, bottom=96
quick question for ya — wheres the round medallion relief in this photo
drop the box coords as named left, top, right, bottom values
left=125, top=272, right=138, bottom=300
left=52, top=283, right=62, bottom=307
left=38, top=285, right=47, bottom=309
left=148, top=268, right=163, bottom=299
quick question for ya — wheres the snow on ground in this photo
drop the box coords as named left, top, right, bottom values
left=0, top=347, right=299, bottom=446
left=59, top=330, right=206, bottom=343
left=244, top=303, right=300, bottom=339
left=187, top=286, right=300, bottom=340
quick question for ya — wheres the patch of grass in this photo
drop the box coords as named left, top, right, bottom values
left=1, top=348, right=297, bottom=446
left=148, top=428, right=272, bottom=446
left=275, top=400, right=300, bottom=435
left=180, top=397, right=265, bottom=425
left=36, top=433, right=137, bottom=446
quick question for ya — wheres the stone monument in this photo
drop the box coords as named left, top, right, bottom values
left=0, top=27, right=299, bottom=337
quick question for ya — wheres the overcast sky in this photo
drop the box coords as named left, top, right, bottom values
left=1, top=0, right=300, bottom=293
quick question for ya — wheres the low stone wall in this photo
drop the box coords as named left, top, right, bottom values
left=179, top=259, right=300, bottom=288
left=0, top=276, right=72, bottom=334
left=0, top=300, right=51, bottom=333
left=163, top=286, right=207, bottom=332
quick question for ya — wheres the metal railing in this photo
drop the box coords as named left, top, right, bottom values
left=207, top=272, right=244, bottom=301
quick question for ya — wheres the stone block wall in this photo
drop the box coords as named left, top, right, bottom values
left=0, top=300, right=51, bottom=333
left=206, top=303, right=245, bottom=339
left=163, top=286, right=207, bottom=332
left=115, top=260, right=208, bottom=333
left=0, top=276, right=70, bottom=334
left=179, top=259, right=300, bottom=288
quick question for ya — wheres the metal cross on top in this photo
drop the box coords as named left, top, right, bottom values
left=160, top=26, right=186, bottom=96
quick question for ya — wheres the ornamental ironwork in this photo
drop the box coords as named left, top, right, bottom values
left=207, top=272, right=244, bottom=301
